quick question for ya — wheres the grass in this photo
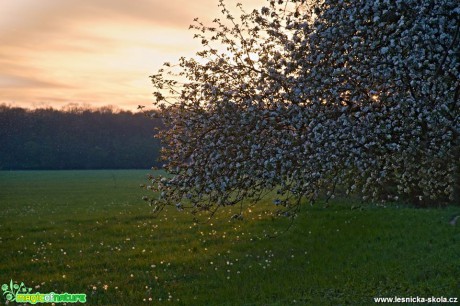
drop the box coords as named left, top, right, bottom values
left=0, top=170, right=459, bottom=305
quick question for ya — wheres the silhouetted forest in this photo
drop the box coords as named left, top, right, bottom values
left=0, top=104, right=163, bottom=170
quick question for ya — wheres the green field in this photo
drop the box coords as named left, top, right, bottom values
left=0, top=170, right=459, bottom=305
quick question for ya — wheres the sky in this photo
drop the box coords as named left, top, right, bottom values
left=0, top=0, right=265, bottom=111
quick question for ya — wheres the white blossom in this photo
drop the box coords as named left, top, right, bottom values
left=145, top=0, right=460, bottom=215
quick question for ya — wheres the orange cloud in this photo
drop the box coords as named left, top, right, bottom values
left=0, top=0, right=265, bottom=111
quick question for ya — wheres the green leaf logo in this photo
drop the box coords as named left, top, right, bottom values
left=2, top=280, right=33, bottom=302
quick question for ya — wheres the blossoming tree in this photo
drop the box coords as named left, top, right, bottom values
left=146, top=0, right=459, bottom=216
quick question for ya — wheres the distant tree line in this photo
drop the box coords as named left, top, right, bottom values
left=0, top=104, right=163, bottom=170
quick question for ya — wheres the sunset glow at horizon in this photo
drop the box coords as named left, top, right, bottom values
left=0, top=0, right=264, bottom=111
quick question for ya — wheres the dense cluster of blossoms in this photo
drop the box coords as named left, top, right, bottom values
left=147, top=0, right=459, bottom=216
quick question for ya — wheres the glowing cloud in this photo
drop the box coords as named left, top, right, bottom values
left=0, top=0, right=264, bottom=110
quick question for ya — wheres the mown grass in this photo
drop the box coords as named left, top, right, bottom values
left=0, top=170, right=459, bottom=305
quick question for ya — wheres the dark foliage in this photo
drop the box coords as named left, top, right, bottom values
left=0, top=104, right=162, bottom=170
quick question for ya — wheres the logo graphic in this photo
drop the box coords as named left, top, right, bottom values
left=2, top=280, right=33, bottom=302
left=2, top=280, right=86, bottom=304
